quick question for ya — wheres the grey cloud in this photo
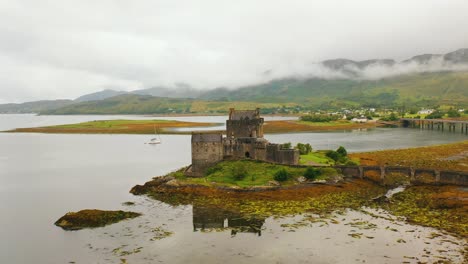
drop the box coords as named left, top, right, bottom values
left=1, top=0, right=468, bottom=103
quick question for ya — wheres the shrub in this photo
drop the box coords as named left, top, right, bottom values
left=325, top=150, right=340, bottom=162
left=447, top=108, right=461, bottom=118
left=304, top=167, right=321, bottom=180
left=345, top=160, right=358, bottom=166
left=336, top=146, right=347, bottom=157
left=425, top=111, right=444, bottom=119
left=300, top=114, right=339, bottom=122
left=380, top=113, right=399, bottom=121
left=281, top=142, right=292, bottom=149
left=274, top=169, right=289, bottom=182
left=231, top=164, right=247, bottom=181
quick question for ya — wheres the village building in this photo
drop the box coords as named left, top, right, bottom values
left=186, top=108, right=299, bottom=177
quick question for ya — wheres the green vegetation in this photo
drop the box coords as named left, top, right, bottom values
left=200, top=72, right=468, bottom=109
left=7, top=119, right=217, bottom=134
left=304, top=167, right=320, bottom=180
left=175, top=160, right=338, bottom=187
left=295, top=143, right=312, bottom=155
left=39, top=94, right=297, bottom=115
left=2, top=71, right=462, bottom=115
left=379, top=112, right=399, bottom=121
left=425, top=111, right=444, bottom=119
left=325, top=146, right=352, bottom=165
left=274, top=169, right=289, bottom=182
left=230, top=163, right=248, bottom=181
left=299, top=151, right=336, bottom=165
left=54, top=209, right=141, bottom=231
left=447, top=108, right=461, bottom=117
left=300, top=114, right=340, bottom=122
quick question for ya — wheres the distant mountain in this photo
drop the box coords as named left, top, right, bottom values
left=42, top=94, right=195, bottom=115
left=443, top=48, right=468, bottom=64
left=75, top=89, right=128, bottom=102
left=0, top=100, right=73, bottom=113
left=402, top=54, right=443, bottom=64
left=2, top=48, right=468, bottom=114
left=131, top=86, right=202, bottom=98
left=74, top=85, right=202, bottom=104
left=39, top=94, right=291, bottom=115
left=199, top=71, right=468, bottom=107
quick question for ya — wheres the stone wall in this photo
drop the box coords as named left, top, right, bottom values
left=226, top=118, right=264, bottom=138
left=190, top=132, right=224, bottom=177
left=265, top=144, right=299, bottom=165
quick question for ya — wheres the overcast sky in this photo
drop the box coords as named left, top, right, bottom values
left=1, top=0, right=468, bottom=103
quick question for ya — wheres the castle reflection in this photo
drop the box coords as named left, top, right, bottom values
left=192, top=204, right=265, bottom=236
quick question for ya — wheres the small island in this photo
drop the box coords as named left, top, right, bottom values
left=130, top=109, right=468, bottom=238
left=54, top=209, right=141, bottom=231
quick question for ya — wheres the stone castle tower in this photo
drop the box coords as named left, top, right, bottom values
left=186, top=108, right=299, bottom=177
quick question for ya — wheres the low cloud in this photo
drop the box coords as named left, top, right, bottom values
left=1, top=0, right=468, bottom=102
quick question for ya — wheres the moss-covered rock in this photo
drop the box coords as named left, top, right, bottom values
left=54, top=209, right=141, bottom=231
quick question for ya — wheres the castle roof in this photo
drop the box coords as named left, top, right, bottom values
left=229, top=108, right=260, bottom=120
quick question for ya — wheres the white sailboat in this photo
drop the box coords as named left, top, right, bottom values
left=148, top=125, right=161, bottom=144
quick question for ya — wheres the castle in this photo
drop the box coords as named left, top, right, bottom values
left=186, top=108, right=299, bottom=177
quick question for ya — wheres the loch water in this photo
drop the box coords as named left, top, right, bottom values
left=0, top=114, right=466, bottom=263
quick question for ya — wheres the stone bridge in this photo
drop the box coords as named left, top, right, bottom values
left=400, top=118, right=468, bottom=134
left=333, top=165, right=468, bottom=186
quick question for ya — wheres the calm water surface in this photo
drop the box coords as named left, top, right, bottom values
left=0, top=115, right=466, bottom=263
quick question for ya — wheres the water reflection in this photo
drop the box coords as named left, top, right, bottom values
left=193, top=205, right=265, bottom=236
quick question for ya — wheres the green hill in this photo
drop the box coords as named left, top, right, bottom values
left=0, top=100, right=74, bottom=113
left=200, top=71, right=468, bottom=108
left=40, top=94, right=294, bottom=115
left=39, top=71, right=468, bottom=115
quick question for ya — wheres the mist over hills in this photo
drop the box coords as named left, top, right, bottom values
left=2, top=48, right=468, bottom=114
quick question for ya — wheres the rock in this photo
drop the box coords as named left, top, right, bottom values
left=165, top=179, right=180, bottom=187
left=296, top=176, right=307, bottom=183
left=130, top=176, right=175, bottom=194
left=268, top=180, right=280, bottom=186
left=312, top=179, right=327, bottom=184
left=54, top=209, right=141, bottom=231
left=327, top=174, right=344, bottom=184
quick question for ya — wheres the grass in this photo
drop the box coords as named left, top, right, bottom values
left=349, top=140, right=468, bottom=171
left=299, top=151, right=335, bottom=165
left=172, top=160, right=337, bottom=188
left=7, top=119, right=219, bottom=134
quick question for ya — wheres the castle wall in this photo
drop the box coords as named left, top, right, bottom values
left=188, top=108, right=299, bottom=177
left=266, top=143, right=299, bottom=165
left=190, top=132, right=224, bottom=177
left=226, top=118, right=264, bottom=138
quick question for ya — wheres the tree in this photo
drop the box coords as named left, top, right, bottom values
left=326, top=150, right=340, bottom=162
left=336, top=146, right=347, bottom=157
left=426, top=111, right=444, bottom=119
left=296, top=143, right=313, bottom=155
left=447, top=108, right=461, bottom=118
